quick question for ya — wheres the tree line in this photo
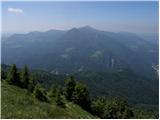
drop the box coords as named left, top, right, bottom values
left=3, top=64, right=134, bottom=119
left=6, top=64, right=36, bottom=92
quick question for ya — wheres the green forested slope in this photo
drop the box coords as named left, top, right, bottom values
left=34, top=69, right=158, bottom=105
left=1, top=64, right=158, bottom=119
left=1, top=82, right=97, bottom=119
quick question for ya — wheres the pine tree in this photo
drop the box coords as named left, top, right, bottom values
left=91, top=96, right=107, bottom=117
left=48, top=84, right=59, bottom=98
left=90, top=97, right=134, bottom=119
left=28, top=74, right=37, bottom=92
left=55, top=89, right=65, bottom=108
left=64, top=75, right=76, bottom=101
left=33, top=84, right=48, bottom=102
left=7, top=64, right=20, bottom=85
left=93, top=97, right=134, bottom=119
left=1, top=69, right=7, bottom=80
left=72, top=82, right=91, bottom=110
left=20, top=65, right=30, bottom=88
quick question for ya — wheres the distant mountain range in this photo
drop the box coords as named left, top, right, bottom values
left=2, top=26, right=158, bottom=79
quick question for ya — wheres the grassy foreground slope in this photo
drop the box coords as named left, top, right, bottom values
left=1, top=82, right=97, bottom=119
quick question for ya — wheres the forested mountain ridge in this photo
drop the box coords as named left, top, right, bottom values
left=2, top=26, right=158, bottom=79
left=1, top=64, right=158, bottom=119
left=2, top=64, right=158, bottom=105
left=31, top=68, right=158, bottom=105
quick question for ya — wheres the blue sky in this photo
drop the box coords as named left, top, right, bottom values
left=2, top=1, right=159, bottom=33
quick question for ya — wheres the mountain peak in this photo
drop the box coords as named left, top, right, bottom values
left=67, top=26, right=97, bottom=35
left=79, top=25, right=96, bottom=30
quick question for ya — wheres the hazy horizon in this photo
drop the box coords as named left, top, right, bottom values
left=2, top=1, right=159, bottom=34
left=2, top=25, right=159, bottom=35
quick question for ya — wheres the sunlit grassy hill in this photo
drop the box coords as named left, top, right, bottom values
left=1, top=81, right=97, bottom=119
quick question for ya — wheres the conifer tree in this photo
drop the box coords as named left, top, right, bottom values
left=20, top=65, right=30, bottom=88
left=33, top=84, right=48, bottom=102
left=91, top=97, right=134, bottom=119
left=48, top=84, right=59, bottom=98
left=64, top=75, right=76, bottom=101
left=91, top=96, right=107, bottom=117
left=7, top=64, right=20, bottom=85
left=72, top=82, right=90, bottom=110
left=55, top=89, right=65, bottom=108
left=28, top=74, right=37, bottom=92
left=1, top=69, right=7, bottom=80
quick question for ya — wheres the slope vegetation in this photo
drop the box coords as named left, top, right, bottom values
left=1, top=82, right=97, bottom=119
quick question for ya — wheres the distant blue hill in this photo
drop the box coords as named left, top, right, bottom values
left=2, top=26, right=158, bottom=79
